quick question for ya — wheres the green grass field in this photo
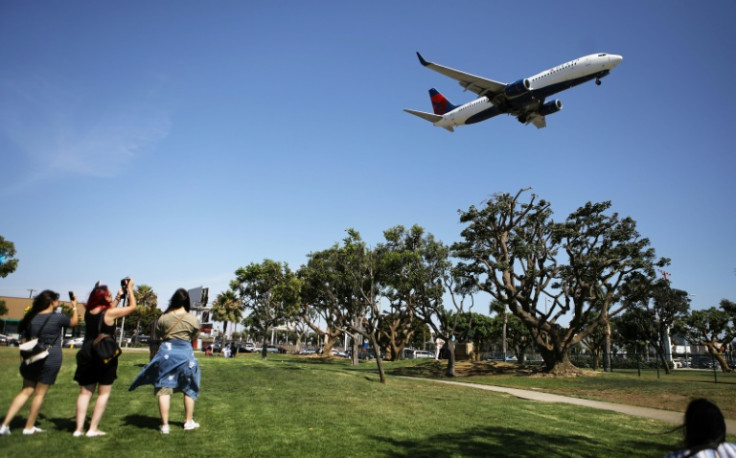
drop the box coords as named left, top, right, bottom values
left=0, top=347, right=732, bottom=457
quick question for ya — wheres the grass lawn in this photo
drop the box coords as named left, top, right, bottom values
left=384, top=359, right=736, bottom=419
left=0, top=347, right=727, bottom=457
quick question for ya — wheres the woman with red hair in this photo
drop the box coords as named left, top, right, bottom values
left=72, top=279, right=137, bottom=437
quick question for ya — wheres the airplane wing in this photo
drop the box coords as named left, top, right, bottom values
left=416, top=52, right=507, bottom=96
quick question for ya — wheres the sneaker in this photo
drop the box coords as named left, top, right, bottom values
left=22, top=427, right=44, bottom=435
left=160, top=424, right=170, bottom=434
left=183, top=420, right=200, bottom=431
left=85, top=430, right=106, bottom=437
left=73, top=431, right=84, bottom=437
left=0, top=425, right=10, bottom=435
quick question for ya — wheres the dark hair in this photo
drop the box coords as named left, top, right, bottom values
left=683, top=398, right=726, bottom=452
left=86, top=285, right=112, bottom=311
left=165, top=288, right=190, bottom=313
left=19, top=290, right=59, bottom=333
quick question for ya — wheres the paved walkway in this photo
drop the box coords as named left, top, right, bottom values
left=399, top=377, right=736, bottom=434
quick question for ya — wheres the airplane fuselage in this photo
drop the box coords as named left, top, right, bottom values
left=409, top=52, right=622, bottom=130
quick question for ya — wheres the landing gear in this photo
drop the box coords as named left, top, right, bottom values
left=595, top=79, right=602, bottom=86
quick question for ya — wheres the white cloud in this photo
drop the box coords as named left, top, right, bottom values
left=0, top=72, right=172, bottom=192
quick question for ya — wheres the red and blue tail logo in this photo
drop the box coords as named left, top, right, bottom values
left=429, top=88, right=457, bottom=115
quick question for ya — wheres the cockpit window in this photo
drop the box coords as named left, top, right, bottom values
left=598, top=53, right=607, bottom=57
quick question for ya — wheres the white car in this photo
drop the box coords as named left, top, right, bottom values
left=64, top=337, right=85, bottom=348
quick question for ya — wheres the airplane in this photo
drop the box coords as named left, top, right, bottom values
left=404, top=52, right=622, bottom=131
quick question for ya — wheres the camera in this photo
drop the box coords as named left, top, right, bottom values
left=120, top=277, right=131, bottom=299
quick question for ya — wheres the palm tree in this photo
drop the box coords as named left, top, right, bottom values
left=131, top=284, right=159, bottom=343
left=211, top=289, right=243, bottom=347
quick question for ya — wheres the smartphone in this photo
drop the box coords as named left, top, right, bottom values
left=69, top=291, right=75, bottom=301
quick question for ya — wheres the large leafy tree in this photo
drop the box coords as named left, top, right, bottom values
left=0, top=235, right=19, bottom=279
left=375, top=225, right=446, bottom=362
left=621, top=280, right=691, bottom=374
left=673, top=299, right=735, bottom=373
left=454, top=189, right=668, bottom=375
left=299, top=230, right=389, bottom=380
left=298, top=246, right=354, bottom=357
left=231, top=259, right=300, bottom=360
left=211, top=289, right=243, bottom=348
left=373, top=225, right=472, bottom=376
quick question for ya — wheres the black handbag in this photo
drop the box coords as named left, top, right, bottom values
left=92, top=310, right=122, bottom=365
left=19, top=315, right=52, bottom=365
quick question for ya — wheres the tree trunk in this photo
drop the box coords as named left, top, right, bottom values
left=261, top=328, right=269, bottom=360
left=604, top=317, right=612, bottom=372
left=370, top=334, right=386, bottom=384
left=707, top=346, right=734, bottom=373
left=351, top=332, right=359, bottom=366
left=322, top=333, right=335, bottom=355
left=445, top=339, right=456, bottom=377
left=540, top=345, right=583, bottom=376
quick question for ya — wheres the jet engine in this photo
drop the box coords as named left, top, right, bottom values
left=538, top=99, right=563, bottom=116
left=504, top=79, right=531, bottom=98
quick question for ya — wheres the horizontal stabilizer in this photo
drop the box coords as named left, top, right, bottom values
left=403, top=108, right=443, bottom=123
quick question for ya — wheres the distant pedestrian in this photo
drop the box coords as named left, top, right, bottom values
left=665, top=398, right=736, bottom=458
left=435, top=337, right=445, bottom=360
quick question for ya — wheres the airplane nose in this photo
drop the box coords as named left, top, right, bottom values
left=609, top=54, right=623, bottom=67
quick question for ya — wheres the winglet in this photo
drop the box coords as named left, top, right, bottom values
left=416, top=52, right=430, bottom=67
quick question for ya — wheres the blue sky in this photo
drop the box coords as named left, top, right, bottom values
left=1, top=1, right=734, bottom=316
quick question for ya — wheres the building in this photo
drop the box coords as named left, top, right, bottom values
left=1, top=295, right=84, bottom=336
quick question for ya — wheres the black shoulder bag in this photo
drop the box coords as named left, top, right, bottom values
left=91, top=310, right=122, bottom=365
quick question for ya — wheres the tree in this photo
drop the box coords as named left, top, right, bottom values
left=129, top=284, right=160, bottom=343
left=298, top=246, right=355, bottom=357
left=299, top=230, right=389, bottom=381
left=0, top=235, right=19, bottom=278
left=451, top=312, right=495, bottom=361
left=673, top=299, right=735, bottom=373
left=454, top=189, right=668, bottom=375
left=231, top=259, right=300, bottom=360
left=0, top=301, right=7, bottom=317
left=375, top=225, right=445, bottom=362
left=373, top=225, right=472, bottom=377
left=621, top=280, right=691, bottom=374
left=211, top=289, right=243, bottom=348
left=581, top=313, right=607, bottom=370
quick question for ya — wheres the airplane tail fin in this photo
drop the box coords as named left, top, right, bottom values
left=429, top=88, right=457, bottom=115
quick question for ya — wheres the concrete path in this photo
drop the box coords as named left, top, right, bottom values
left=399, top=377, right=736, bottom=434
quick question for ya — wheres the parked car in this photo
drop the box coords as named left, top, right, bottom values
left=4, top=333, right=20, bottom=346
left=0, top=334, right=7, bottom=345
left=691, top=356, right=715, bottom=369
left=64, top=337, right=85, bottom=348
left=238, top=342, right=255, bottom=353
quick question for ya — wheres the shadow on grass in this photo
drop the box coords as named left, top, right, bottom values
left=46, top=414, right=76, bottom=433
left=374, top=424, right=672, bottom=457
left=122, top=413, right=166, bottom=431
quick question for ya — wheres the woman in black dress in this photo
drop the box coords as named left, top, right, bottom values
left=0, top=290, right=79, bottom=436
left=73, top=279, right=137, bottom=437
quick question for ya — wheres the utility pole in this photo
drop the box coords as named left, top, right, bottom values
left=27, top=289, right=35, bottom=298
